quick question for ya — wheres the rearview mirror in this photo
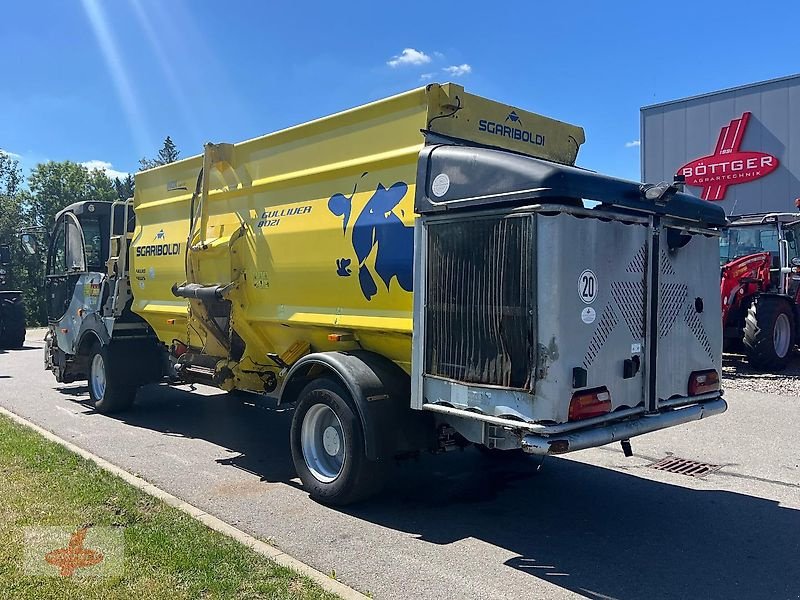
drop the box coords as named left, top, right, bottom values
left=20, top=234, right=37, bottom=255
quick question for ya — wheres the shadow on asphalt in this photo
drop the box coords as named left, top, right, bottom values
left=94, top=383, right=798, bottom=600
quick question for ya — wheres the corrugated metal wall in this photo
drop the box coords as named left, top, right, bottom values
left=641, top=75, right=800, bottom=216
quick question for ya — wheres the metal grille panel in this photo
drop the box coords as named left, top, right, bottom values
left=425, top=216, right=534, bottom=388
left=660, top=249, right=676, bottom=276
left=626, top=244, right=647, bottom=274
left=659, top=283, right=687, bottom=338
left=583, top=305, right=619, bottom=368
left=684, top=303, right=714, bottom=361
left=649, top=456, right=722, bottom=478
left=611, top=281, right=645, bottom=340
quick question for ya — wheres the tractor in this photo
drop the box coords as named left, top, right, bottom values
left=720, top=213, right=800, bottom=370
left=0, top=240, right=26, bottom=348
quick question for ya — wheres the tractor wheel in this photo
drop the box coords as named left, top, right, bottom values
left=88, top=343, right=138, bottom=414
left=290, top=378, right=384, bottom=505
left=0, top=302, right=25, bottom=349
left=743, top=296, right=794, bottom=371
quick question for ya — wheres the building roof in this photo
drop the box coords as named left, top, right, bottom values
left=641, top=73, right=800, bottom=112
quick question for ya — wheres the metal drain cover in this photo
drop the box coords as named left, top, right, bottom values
left=648, top=456, right=722, bottom=478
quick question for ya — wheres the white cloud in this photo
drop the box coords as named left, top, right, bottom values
left=387, top=48, right=431, bottom=67
left=443, top=64, right=472, bottom=77
left=419, top=72, right=435, bottom=81
left=625, top=140, right=641, bottom=148
left=81, top=160, right=129, bottom=180
left=0, top=149, right=21, bottom=160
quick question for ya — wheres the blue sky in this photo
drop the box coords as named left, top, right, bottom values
left=2, top=0, right=798, bottom=182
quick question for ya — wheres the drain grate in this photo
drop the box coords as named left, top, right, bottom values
left=648, top=456, right=722, bottom=478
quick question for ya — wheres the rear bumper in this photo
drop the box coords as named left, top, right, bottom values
left=521, top=396, right=727, bottom=456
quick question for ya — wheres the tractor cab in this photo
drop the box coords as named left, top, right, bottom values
left=720, top=213, right=800, bottom=370
left=721, top=214, right=800, bottom=290
left=44, top=201, right=135, bottom=323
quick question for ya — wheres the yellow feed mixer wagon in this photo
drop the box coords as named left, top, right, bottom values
left=37, top=84, right=727, bottom=504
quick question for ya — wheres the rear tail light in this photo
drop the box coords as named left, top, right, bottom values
left=569, top=387, right=612, bottom=421
left=688, top=369, right=720, bottom=396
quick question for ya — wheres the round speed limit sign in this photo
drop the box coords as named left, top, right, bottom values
left=578, top=269, right=597, bottom=304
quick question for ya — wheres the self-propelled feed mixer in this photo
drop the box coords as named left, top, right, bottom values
left=39, top=84, right=727, bottom=504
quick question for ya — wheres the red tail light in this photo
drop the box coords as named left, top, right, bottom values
left=569, top=387, right=612, bottom=421
left=688, top=370, right=720, bottom=395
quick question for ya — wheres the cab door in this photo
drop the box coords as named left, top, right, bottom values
left=45, top=213, right=86, bottom=322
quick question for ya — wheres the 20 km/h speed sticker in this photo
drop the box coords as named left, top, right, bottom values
left=578, top=269, right=597, bottom=304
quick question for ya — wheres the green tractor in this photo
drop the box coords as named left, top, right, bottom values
left=0, top=241, right=26, bottom=348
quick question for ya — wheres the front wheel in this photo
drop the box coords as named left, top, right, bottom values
left=290, top=378, right=384, bottom=505
left=743, top=296, right=795, bottom=371
left=88, top=344, right=137, bottom=414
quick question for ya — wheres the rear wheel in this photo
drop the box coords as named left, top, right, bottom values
left=88, top=344, right=137, bottom=413
left=743, top=296, right=795, bottom=371
left=290, top=378, right=384, bottom=505
left=0, top=302, right=25, bottom=348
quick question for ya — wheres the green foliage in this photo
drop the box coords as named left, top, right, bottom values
left=114, top=174, right=135, bottom=202
left=26, top=161, right=117, bottom=229
left=0, top=155, right=121, bottom=325
left=139, top=136, right=180, bottom=171
left=0, top=152, right=30, bottom=300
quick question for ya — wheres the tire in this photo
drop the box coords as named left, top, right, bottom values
left=87, top=344, right=137, bottom=414
left=743, top=296, right=795, bottom=371
left=0, top=303, right=25, bottom=348
left=290, top=378, right=384, bottom=505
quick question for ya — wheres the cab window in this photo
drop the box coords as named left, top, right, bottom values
left=66, top=216, right=86, bottom=272
left=49, top=219, right=67, bottom=275
left=81, top=218, right=103, bottom=271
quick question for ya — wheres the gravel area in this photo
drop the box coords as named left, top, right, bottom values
left=722, top=352, right=800, bottom=396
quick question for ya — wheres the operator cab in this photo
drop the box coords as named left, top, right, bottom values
left=721, top=213, right=800, bottom=290
left=45, top=201, right=134, bottom=322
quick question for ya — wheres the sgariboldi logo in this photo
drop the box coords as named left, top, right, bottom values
left=136, top=229, right=181, bottom=257
left=479, top=110, right=546, bottom=147
left=678, top=112, right=779, bottom=201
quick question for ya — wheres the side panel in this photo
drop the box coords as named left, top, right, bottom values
left=656, top=230, right=722, bottom=399
left=131, top=89, right=431, bottom=381
left=536, top=213, right=649, bottom=422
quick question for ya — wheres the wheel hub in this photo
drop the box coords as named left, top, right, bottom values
left=322, top=426, right=341, bottom=456
left=300, top=403, right=345, bottom=483
left=90, top=353, right=106, bottom=400
left=774, top=313, right=791, bottom=358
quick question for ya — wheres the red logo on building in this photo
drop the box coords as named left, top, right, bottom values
left=677, top=112, right=779, bottom=201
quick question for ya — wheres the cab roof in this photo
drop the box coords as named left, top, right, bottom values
left=727, top=212, right=800, bottom=226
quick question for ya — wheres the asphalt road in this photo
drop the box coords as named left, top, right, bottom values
left=2, top=330, right=799, bottom=599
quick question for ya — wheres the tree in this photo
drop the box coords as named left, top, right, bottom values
left=0, top=152, right=36, bottom=322
left=138, top=136, right=180, bottom=171
left=20, top=161, right=117, bottom=324
left=114, top=174, right=135, bottom=201
left=25, top=161, right=117, bottom=229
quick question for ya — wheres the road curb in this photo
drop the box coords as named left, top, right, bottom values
left=0, top=406, right=369, bottom=600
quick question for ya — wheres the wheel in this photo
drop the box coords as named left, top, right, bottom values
left=743, top=296, right=795, bottom=371
left=477, top=445, right=546, bottom=471
left=88, top=344, right=137, bottom=413
left=0, top=303, right=25, bottom=348
left=290, top=378, right=384, bottom=505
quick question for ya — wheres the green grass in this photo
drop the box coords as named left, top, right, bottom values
left=0, top=414, right=340, bottom=600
